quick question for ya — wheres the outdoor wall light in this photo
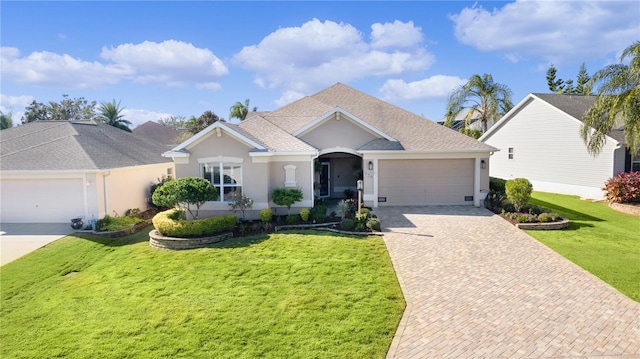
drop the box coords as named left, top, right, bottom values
left=481, top=159, right=486, bottom=169
left=368, top=161, right=373, bottom=171
left=86, top=180, right=92, bottom=187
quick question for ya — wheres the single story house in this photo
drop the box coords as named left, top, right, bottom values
left=163, top=83, right=495, bottom=218
left=0, top=120, right=174, bottom=223
left=480, top=93, right=634, bottom=200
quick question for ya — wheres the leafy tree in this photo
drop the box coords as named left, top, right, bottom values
left=158, top=115, right=188, bottom=129
left=97, top=99, right=131, bottom=132
left=151, top=177, right=219, bottom=219
left=1, top=111, right=13, bottom=130
left=21, top=95, right=97, bottom=124
left=505, top=178, right=533, bottom=212
left=581, top=41, right=640, bottom=155
left=187, top=111, right=221, bottom=134
left=445, top=73, right=513, bottom=133
left=459, top=128, right=482, bottom=139
left=229, top=99, right=257, bottom=121
left=272, top=187, right=303, bottom=215
left=546, top=64, right=565, bottom=93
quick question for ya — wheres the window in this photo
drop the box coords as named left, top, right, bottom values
left=201, top=161, right=242, bottom=202
left=508, top=147, right=514, bottom=159
left=633, top=155, right=640, bottom=172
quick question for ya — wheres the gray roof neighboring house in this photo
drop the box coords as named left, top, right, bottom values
left=132, top=120, right=186, bottom=147
left=1, top=120, right=172, bottom=171
left=237, top=83, right=495, bottom=153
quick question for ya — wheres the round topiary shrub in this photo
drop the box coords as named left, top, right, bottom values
left=505, top=178, right=533, bottom=212
left=340, top=218, right=355, bottom=231
left=259, top=208, right=273, bottom=223
left=299, top=208, right=310, bottom=222
left=366, top=217, right=381, bottom=231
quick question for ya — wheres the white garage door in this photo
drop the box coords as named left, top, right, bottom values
left=378, top=159, right=474, bottom=206
left=1, top=179, right=85, bottom=223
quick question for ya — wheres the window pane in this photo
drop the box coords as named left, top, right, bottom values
left=202, top=164, right=213, bottom=183
left=223, top=163, right=242, bottom=186
left=223, top=186, right=242, bottom=201
left=213, top=164, right=221, bottom=185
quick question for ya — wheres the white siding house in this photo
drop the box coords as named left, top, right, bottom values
left=480, top=93, right=629, bottom=200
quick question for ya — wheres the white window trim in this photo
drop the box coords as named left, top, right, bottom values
left=199, top=157, right=243, bottom=202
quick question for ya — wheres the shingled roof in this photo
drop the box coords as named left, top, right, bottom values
left=532, top=93, right=596, bottom=120
left=261, top=83, right=495, bottom=152
left=132, top=120, right=186, bottom=147
left=1, top=121, right=172, bottom=171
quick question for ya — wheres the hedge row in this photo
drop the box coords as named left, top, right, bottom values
left=152, top=209, right=236, bottom=238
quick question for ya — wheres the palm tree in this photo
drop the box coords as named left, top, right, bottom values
left=445, top=73, right=513, bottom=133
left=581, top=41, right=640, bottom=155
left=97, top=99, right=131, bottom=132
left=229, top=99, right=257, bottom=121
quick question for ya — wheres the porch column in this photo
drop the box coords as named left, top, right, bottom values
left=474, top=158, right=481, bottom=207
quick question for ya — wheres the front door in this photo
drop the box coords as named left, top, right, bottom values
left=320, top=162, right=330, bottom=198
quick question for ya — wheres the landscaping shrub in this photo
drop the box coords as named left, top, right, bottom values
left=153, top=209, right=236, bottom=237
left=516, top=214, right=537, bottom=223
left=603, top=171, right=640, bottom=203
left=538, top=213, right=553, bottom=223
left=299, top=208, right=310, bottom=222
left=259, top=208, right=273, bottom=223
left=366, top=217, right=381, bottom=231
left=96, top=215, right=141, bottom=232
left=500, top=200, right=517, bottom=213
left=340, top=218, right=355, bottom=231
left=148, top=175, right=173, bottom=209
left=310, top=205, right=327, bottom=223
left=522, top=204, right=545, bottom=215
left=272, top=187, right=304, bottom=215
left=228, top=193, right=253, bottom=219
left=124, top=208, right=141, bottom=218
left=505, top=178, right=533, bottom=211
left=336, top=200, right=350, bottom=219
left=490, top=177, right=507, bottom=195
left=286, top=215, right=299, bottom=224
left=167, top=208, right=186, bottom=221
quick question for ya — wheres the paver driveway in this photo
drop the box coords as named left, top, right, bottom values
left=377, top=206, right=640, bottom=359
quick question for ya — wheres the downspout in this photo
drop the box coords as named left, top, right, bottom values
left=103, top=170, right=111, bottom=217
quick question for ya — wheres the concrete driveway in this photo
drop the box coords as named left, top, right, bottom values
left=0, top=223, right=73, bottom=266
left=376, top=206, right=640, bottom=359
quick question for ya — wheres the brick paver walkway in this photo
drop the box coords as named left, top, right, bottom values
left=376, top=206, right=640, bottom=359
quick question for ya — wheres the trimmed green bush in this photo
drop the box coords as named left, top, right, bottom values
left=299, top=208, right=310, bottom=222
left=490, top=177, right=507, bottom=195
left=96, top=215, right=141, bottom=232
left=340, top=218, right=355, bottom=231
left=152, top=177, right=219, bottom=219
left=259, top=208, right=273, bottom=223
left=505, top=178, right=533, bottom=212
left=272, top=187, right=303, bottom=215
left=153, top=209, right=236, bottom=238
left=366, top=217, right=381, bottom=231
left=310, top=205, right=327, bottom=223
left=286, top=215, right=299, bottom=224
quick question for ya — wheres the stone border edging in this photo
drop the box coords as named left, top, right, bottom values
left=609, top=202, right=640, bottom=217
left=149, top=230, right=233, bottom=250
left=516, top=218, right=570, bottom=230
left=274, top=222, right=383, bottom=236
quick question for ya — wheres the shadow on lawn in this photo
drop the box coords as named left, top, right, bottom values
left=530, top=198, right=603, bottom=222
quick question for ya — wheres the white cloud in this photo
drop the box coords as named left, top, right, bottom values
left=101, top=40, right=228, bottom=86
left=450, top=1, right=640, bottom=64
left=379, top=76, right=467, bottom=101
left=371, top=20, right=423, bottom=49
left=1, top=40, right=228, bottom=89
left=234, top=18, right=434, bottom=96
left=0, top=94, right=35, bottom=124
left=275, top=90, right=306, bottom=107
left=123, top=108, right=173, bottom=129
left=1, top=47, right=129, bottom=88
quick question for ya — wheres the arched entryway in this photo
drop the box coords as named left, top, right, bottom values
left=314, top=150, right=363, bottom=200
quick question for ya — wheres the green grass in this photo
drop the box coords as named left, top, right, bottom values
left=527, top=192, right=640, bottom=302
left=1, top=228, right=404, bottom=359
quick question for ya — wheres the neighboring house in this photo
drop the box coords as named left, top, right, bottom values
left=480, top=93, right=633, bottom=200
left=163, top=83, right=495, bottom=218
left=132, top=120, right=186, bottom=147
left=0, top=120, right=174, bottom=223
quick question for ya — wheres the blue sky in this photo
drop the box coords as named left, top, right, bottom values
left=1, top=1, right=638, bottom=128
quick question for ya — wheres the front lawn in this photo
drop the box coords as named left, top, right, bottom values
left=527, top=192, right=640, bottom=302
left=1, top=228, right=404, bottom=359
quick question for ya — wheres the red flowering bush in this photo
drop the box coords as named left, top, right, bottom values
left=603, top=171, right=640, bottom=203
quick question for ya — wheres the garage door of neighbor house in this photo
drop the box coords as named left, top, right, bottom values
left=378, top=159, right=474, bottom=206
left=1, top=178, right=85, bottom=223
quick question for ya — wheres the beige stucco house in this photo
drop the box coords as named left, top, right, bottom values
left=163, top=83, right=496, bottom=218
left=0, top=120, right=174, bottom=223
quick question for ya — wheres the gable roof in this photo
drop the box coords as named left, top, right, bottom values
left=166, top=83, right=495, bottom=157
left=0, top=121, right=172, bottom=171
left=132, top=121, right=186, bottom=146
left=481, top=93, right=624, bottom=145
